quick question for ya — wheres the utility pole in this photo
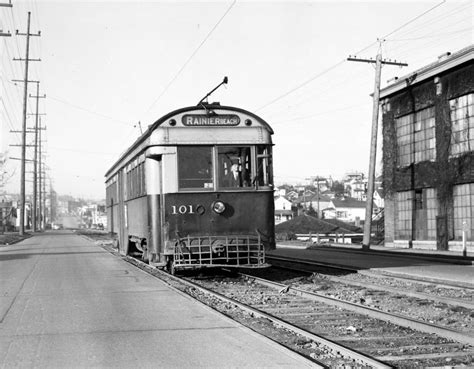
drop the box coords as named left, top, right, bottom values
left=0, top=0, right=12, bottom=36
left=0, top=2, right=11, bottom=235
left=348, top=41, right=407, bottom=250
left=13, top=11, right=41, bottom=235
left=38, top=117, right=47, bottom=230
left=29, top=82, right=46, bottom=231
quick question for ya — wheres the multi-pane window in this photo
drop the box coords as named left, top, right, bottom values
left=256, top=145, right=273, bottom=187
left=395, top=107, right=435, bottom=166
left=106, top=178, right=118, bottom=206
left=453, top=183, right=474, bottom=241
left=125, top=162, right=146, bottom=200
left=450, top=93, right=474, bottom=157
left=425, top=188, right=438, bottom=240
left=396, top=188, right=438, bottom=240
left=396, top=191, right=412, bottom=239
left=396, top=114, right=412, bottom=167
left=414, top=108, right=436, bottom=163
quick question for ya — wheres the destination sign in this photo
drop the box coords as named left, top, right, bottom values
left=182, top=114, right=240, bottom=126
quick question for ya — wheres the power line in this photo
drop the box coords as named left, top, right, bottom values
left=255, top=60, right=347, bottom=113
left=48, top=146, right=117, bottom=156
left=382, top=0, right=447, bottom=39
left=255, top=0, right=449, bottom=114
left=384, top=1, right=468, bottom=41
left=48, top=95, right=131, bottom=125
left=143, top=0, right=237, bottom=116
left=387, top=26, right=472, bottom=42
left=271, top=103, right=370, bottom=125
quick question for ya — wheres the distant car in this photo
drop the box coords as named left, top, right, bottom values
left=52, top=223, right=63, bottom=230
left=97, top=223, right=104, bottom=230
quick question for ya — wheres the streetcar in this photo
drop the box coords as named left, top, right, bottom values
left=105, top=98, right=275, bottom=273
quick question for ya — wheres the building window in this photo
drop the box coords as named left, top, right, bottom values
left=425, top=188, right=438, bottom=240
left=396, top=107, right=435, bottom=167
left=396, top=188, right=438, bottom=240
left=450, top=93, right=474, bottom=157
left=396, top=190, right=412, bottom=239
left=453, top=183, right=474, bottom=241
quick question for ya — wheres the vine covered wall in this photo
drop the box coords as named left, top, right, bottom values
left=382, top=62, right=474, bottom=247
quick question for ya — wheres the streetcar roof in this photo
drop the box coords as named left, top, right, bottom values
left=105, top=104, right=273, bottom=178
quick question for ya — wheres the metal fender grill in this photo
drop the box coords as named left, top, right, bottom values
left=173, top=234, right=266, bottom=270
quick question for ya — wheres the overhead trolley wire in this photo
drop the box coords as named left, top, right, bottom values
left=48, top=95, right=131, bottom=126
left=143, top=0, right=237, bottom=116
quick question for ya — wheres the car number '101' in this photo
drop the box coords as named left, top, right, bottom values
left=171, top=205, right=195, bottom=214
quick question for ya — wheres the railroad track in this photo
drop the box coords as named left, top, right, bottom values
left=188, top=269, right=474, bottom=368
left=267, top=254, right=474, bottom=290
left=118, top=254, right=390, bottom=368
left=98, top=242, right=474, bottom=368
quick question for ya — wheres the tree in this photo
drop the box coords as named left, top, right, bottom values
left=0, top=152, right=14, bottom=189
left=331, top=180, right=345, bottom=195
left=306, top=203, right=318, bottom=218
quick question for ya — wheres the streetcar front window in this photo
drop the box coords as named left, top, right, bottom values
left=178, top=146, right=213, bottom=190
left=256, top=146, right=273, bottom=187
left=218, top=146, right=252, bottom=188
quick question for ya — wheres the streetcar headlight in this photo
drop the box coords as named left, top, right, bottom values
left=212, top=201, right=226, bottom=214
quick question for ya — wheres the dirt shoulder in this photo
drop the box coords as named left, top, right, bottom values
left=0, top=233, right=31, bottom=246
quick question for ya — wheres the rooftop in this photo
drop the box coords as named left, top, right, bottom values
left=379, top=45, right=474, bottom=99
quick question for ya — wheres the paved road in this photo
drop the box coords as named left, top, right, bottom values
left=0, top=233, right=314, bottom=368
left=58, top=215, right=80, bottom=229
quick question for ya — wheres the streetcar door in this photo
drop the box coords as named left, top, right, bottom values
left=117, top=169, right=129, bottom=255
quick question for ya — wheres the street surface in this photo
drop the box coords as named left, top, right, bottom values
left=0, top=232, right=314, bottom=368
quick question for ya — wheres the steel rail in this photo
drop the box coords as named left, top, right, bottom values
left=240, top=272, right=474, bottom=346
left=267, top=254, right=474, bottom=290
left=316, top=273, right=474, bottom=310
left=266, top=258, right=474, bottom=309
left=123, top=256, right=390, bottom=369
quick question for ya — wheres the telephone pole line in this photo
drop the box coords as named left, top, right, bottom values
left=13, top=11, right=41, bottom=235
left=29, top=82, right=46, bottom=231
left=348, top=42, right=407, bottom=250
left=0, top=0, right=12, bottom=36
left=38, top=118, right=47, bottom=230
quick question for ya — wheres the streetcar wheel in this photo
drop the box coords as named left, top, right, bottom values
left=166, top=258, right=175, bottom=275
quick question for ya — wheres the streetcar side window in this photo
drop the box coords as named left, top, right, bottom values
left=217, top=146, right=251, bottom=188
left=256, top=146, right=273, bottom=187
left=177, top=146, right=214, bottom=190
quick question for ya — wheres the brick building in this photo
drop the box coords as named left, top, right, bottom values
left=381, top=46, right=473, bottom=251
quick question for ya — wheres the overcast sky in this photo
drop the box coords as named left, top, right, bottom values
left=1, top=0, right=472, bottom=199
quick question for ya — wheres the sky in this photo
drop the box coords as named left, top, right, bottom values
left=0, top=0, right=472, bottom=200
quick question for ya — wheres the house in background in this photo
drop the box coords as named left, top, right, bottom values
left=374, top=187, right=385, bottom=209
left=323, top=197, right=367, bottom=225
left=344, top=172, right=367, bottom=201
left=274, top=195, right=293, bottom=224
left=296, top=193, right=332, bottom=218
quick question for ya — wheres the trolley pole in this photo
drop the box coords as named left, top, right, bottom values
left=13, top=11, right=41, bottom=235
left=348, top=43, right=407, bottom=250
